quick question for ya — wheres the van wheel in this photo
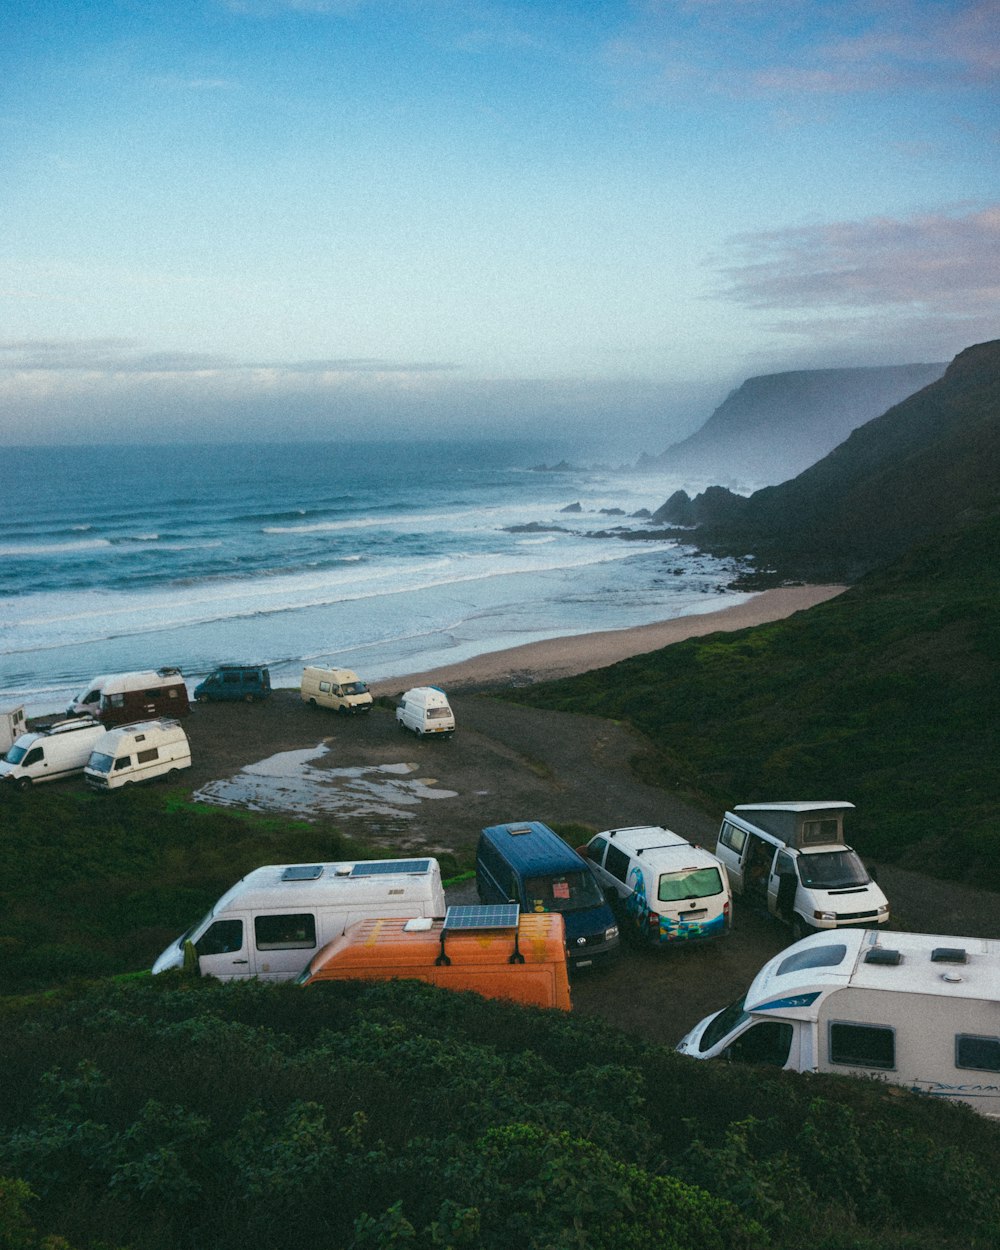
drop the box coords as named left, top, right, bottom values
left=309, top=698, right=318, bottom=707
left=196, top=694, right=209, bottom=703
left=244, top=693, right=255, bottom=703
left=16, top=777, right=31, bottom=792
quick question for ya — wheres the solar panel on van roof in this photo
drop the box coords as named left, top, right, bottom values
left=281, top=865, right=324, bottom=881
left=350, top=859, right=431, bottom=877
left=443, top=904, right=520, bottom=931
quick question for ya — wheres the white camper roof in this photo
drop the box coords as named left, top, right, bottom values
left=102, top=669, right=185, bottom=695
left=209, top=858, right=443, bottom=916
left=600, top=826, right=721, bottom=870
left=744, top=928, right=1000, bottom=1022
left=734, top=801, right=856, bottom=815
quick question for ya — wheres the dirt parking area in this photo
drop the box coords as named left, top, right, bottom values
left=181, top=690, right=999, bottom=1046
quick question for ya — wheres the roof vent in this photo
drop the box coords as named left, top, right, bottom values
left=864, top=947, right=902, bottom=966
left=507, top=825, right=533, bottom=836
left=931, top=947, right=967, bottom=964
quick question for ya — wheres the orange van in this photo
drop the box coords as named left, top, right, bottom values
left=298, top=907, right=571, bottom=1011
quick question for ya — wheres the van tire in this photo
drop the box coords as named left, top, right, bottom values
left=309, top=698, right=318, bottom=707
left=196, top=694, right=209, bottom=703
left=16, top=777, right=31, bottom=792
left=244, top=693, right=255, bottom=703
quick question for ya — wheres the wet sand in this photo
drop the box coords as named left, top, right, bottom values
left=372, top=584, right=847, bottom=696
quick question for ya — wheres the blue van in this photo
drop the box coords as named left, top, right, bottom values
left=194, top=665, right=271, bottom=703
left=476, top=821, right=619, bottom=970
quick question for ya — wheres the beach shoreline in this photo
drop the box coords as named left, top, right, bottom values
left=371, top=583, right=847, bottom=696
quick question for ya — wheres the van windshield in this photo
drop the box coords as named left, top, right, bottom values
left=4, top=744, right=27, bottom=764
left=88, top=752, right=115, bottom=774
left=797, top=849, right=870, bottom=889
left=700, top=995, right=749, bottom=1053
left=523, top=871, right=604, bottom=913
left=342, top=681, right=368, bottom=695
left=658, top=866, right=723, bottom=902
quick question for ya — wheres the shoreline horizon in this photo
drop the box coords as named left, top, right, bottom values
left=369, top=583, right=848, bottom=697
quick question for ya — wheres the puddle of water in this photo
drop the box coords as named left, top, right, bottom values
left=194, top=742, right=458, bottom=819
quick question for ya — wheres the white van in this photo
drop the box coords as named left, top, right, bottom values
left=582, top=826, right=732, bottom=945
left=152, top=856, right=446, bottom=982
left=300, top=666, right=373, bottom=714
left=677, top=928, right=1000, bottom=1118
left=68, top=674, right=111, bottom=717
left=716, top=802, right=889, bottom=940
left=395, top=686, right=455, bottom=737
left=84, top=718, right=191, bottom=790
left=0, top=718, right=108, bottom=789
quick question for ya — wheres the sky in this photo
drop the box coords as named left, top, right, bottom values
left=1, top=0, right=998, bottom=456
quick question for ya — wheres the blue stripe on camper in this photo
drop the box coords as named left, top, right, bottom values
left=749, top=991, right=822, bottom=1012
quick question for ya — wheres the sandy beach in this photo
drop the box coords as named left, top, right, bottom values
left=372, top=583, right=847, bottom=696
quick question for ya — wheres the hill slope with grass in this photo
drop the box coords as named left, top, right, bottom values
left=3, top=975, right=999, bottom=1250
left=508, top=507, right=1000, bottom=887
left=654, top=339, right=1000, bottom=581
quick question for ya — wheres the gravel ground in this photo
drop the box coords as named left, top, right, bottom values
left=180, top=689, right=999, bottom=1045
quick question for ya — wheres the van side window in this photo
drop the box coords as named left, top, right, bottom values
left=224, top=672, right=240, bottom=684
left=319, top=682, right=331, bottom=693
left=605, top=844, right=631, bottom=884
left=956, top=1035, right=1000, bottom=1072
left=829, top=1021, right=895, bottom=1070
left=720, top=823, right=747, bottom=854
left=24, top=747, right=44, bottom=766
left=110, top=694, right=125, bottom=708
left=255, top=913, right=317, bottom=950
left=137, top=748, right=159, bottom=764
left=801, top=818, right=840, bottom=845
left=587, top=836, right=608, bottom=866
left=113, top=757, right=132, bottom=770
left=727, top=1021, right=793, bottom=1067
left=196, top=919, right=243, bottom=956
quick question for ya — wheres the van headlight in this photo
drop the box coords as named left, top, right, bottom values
left=605, top=926, right=619, bottom=942
left=876, top=904, right=889, bottom=916
left=813, top=910, right=837, bottom=922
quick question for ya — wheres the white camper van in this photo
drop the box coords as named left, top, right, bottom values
left=67, top=675, right=111, bottom=718
left=582, top=826, right=732, bottom=945
left=0, top=718, right=108, bottom=789
left=152, top=857, right=447, bottom=982
left=1, top=705, right=27, bottom=755
left=300, top=666, right=373, bottom=714
left=677, top=928, right=1000, bottom=1118
left=715, top=801, right=889, bottom=939
left=396, top=686, right=455, bottom=737
left=84, top=719, right=191, bottom=790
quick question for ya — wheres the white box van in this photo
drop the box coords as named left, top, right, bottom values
left=395, top=686, right=455, bottom=737
left=300, top=666, right=373, bottom=714
left=582, top=826, right=732, bottom=945
left=716, top=802, right=889, bottom=940
left=677, top=928, right=1000, bottom=1118
left=152, top=856, right=446, bottom=981
left=84, top=718, right=191, bottom=790
left=0, top=718, right=108, bottom=789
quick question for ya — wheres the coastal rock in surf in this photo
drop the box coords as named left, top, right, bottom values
left=560, top=501, right=583, bottom=513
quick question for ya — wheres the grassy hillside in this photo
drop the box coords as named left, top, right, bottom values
left=507, top=508, right=1000, bottom=886
left=2, top=975, right=999, bottom=1250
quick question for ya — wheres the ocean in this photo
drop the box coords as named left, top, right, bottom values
left=1, top=441, right=751, bottom=717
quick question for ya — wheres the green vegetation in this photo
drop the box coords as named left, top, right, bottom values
left=0, top=787, right=462, bottom=997
left=507, top=510, right=1000, bottom=887
left=3, top=975, right=999, bottom=1250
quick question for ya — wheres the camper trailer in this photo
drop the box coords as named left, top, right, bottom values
left=152, top=857, right=446, bottom=981
left=0, top=718, right=108, bottom=789
left=677, top=928, right=1000, bottom=1118
left=0, top=705, right=27, bottom=755
left=300, top=666, right=373, bottom=714
left=299, top=905, right=572, bottom=1010
left=84, top=719, right=191, bottom=790
left=582, top=826, right=732, bottom=945
left=715, top=801, right=889, bottom=938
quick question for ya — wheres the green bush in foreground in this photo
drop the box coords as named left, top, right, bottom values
left=1, top=977, right=998, bottom=1250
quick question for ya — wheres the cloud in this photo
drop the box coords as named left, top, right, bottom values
left=714, top=204, right=1000, bottom=310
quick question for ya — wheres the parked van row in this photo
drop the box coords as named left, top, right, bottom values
left=1, top=716, right=191, bottom=791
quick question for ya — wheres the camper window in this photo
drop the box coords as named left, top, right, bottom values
left=196, top=919, right=243, bottom=956
left=255, top=913, right=317, bottom=950
left=726, top=1021, right=793, bottom=1067
left=802, top=818, right=841, bottom=845
left=137, top=748, right=159, bottom=764
left=829, top=1021, right=895, bottom=1070
left=777, top=943, right=848, bottom=977
left=956, top=1035, right=1000, bottom=1073
left=113, top=757, right=132, bottom=771
left=719, top=823, right=747, bottom=854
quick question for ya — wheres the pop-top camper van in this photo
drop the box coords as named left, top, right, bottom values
left=677, top=928, right=1000, bottom=1118
left=715, top=802, right=889, bottom=938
